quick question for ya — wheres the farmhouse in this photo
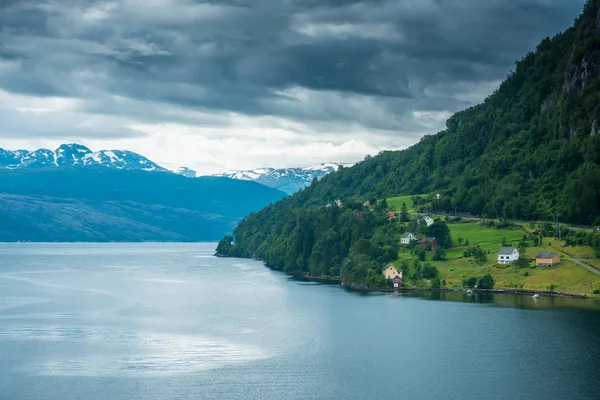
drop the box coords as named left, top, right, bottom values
left=419, top=237, right=439, bottom=251
left=393, top=273, right=403, bottom=288
left=382, top=264, right=399, bottom=279
left=497, top=247, right=520, bottom=265
left=400, top=232, right=417, bottom=245
left=536, top=252, right=561, bottom=266
left=420, top=216, right=434, bottom=226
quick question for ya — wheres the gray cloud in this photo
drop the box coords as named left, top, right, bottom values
left=0, top=0, right=585, bottom=169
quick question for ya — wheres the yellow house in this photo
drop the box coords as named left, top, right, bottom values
left=382, top=264, right=400, bottom=279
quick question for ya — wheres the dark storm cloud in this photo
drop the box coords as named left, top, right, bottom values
left=0, top=0, right=585, bottom=139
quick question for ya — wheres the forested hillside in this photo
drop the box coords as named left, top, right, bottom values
left=218, top=0, right=600, bottom=282
left=245, top=0, right=600, bottom=224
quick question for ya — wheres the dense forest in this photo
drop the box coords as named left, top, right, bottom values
left=217, top=0, right=600, bottom=283
left=217, top=200, right=402, bottom=286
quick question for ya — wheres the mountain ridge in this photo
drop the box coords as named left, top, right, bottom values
left=214, top=163, right=353, bottom=194
left=0, top=168, right=287, bottom=242
left=0, top=144, right=167, bottom=172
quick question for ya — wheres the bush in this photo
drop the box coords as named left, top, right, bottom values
left=594, top=289, right=600, bottom=294
left=463, top=277, right=478, bottom=288
left=432, top=247, right=447, bottom=260
left=422, top=263, right=439, bottom=279
left=478, top=274, right=495, bottom=289
left=464, top=245, right=487, bottom=262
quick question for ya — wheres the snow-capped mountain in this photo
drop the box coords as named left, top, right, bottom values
left=214, top=163, right=352, bottom=194
left=0, top=144, right=168, bottom=172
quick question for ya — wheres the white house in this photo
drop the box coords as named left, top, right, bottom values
left=497, top=247, right=520, bottom=264
left=400, top=232, right=417, bottom=245
left=421, top=216, right=434, bottom=227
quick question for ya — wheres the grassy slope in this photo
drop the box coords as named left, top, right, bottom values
left=387, top=195, right=417, bottom=212
left=394, top=222, right=600, bottom=295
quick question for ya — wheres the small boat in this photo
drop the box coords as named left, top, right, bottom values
left=532, top=294, right=540, bottom=299
left=466, top=289, right=474, bottom=295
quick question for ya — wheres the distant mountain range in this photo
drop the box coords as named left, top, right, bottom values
left=0, top=145, right=348, bottom=194
left=0, top=144, right=348, bottom=240
left=0, top=168, right=286, bottom=242
left=0, top=144, right=167, bottom=172
left=215, top=163, right=352, bottom=194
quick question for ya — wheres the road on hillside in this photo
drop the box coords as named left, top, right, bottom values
left=410, top=212, right=595, bottom=232
left=571, top=258, right=600, bottom=276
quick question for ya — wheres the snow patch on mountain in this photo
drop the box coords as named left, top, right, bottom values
left=213, top=163, right=353, bottom=194
left=0, top=144, right=167, bottom=172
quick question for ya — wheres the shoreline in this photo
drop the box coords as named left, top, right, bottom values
left=340, top=282, right=589, bottom=299
left=218, top=253, right=592, bottom=299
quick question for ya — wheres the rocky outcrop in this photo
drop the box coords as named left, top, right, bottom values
left=592, top=119, right=600, bottom=135
left=564, top=50, right=600, bottom=93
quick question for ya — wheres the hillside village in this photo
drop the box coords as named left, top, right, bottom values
left=376, top=194, right=600, bottom=295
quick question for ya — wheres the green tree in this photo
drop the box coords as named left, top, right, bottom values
left=463, top=277, right=478, bottom=288
left=478, top=274, right=495, bottom=289
left=422, top=263, right=440, bottom=279
left=433, top=246, right=447, bottom=260
left=514, top=247, right=529, bottom=268
left=425, top=220, right=453, bottom=248
left=216, top=236, right=234, bottom=255
left=400, top=202, right=410, bottom=222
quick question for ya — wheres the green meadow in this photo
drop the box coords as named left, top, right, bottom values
left=393, top=221, right=600, bottom=295
left=386, top=195, right=418, bottom=212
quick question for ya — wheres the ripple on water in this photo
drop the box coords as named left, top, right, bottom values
left=0, top=326, right=267, bottom=377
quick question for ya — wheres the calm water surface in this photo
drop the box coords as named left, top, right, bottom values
left=1, top=243, right=599, bottom=399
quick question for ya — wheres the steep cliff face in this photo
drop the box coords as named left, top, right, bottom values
left=564, top=4, right=600, bottom=92
left=564, top=50, right=600, bottom=92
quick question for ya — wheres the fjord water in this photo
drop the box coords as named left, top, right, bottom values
left=1, top=244, right=599, bottom=400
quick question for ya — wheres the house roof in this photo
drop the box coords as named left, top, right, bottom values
left=419, top=237, right=437, bottom=243
left=401, top=232, right=414, bottom=239
left=536, top=252, right=557, bottom=259
left=382, top=264, right=397, bottom=272
left=498, top=247, right=517, bottom=256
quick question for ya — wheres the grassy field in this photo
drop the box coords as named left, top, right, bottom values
left=446, top=223, right=525, bottom=258
left=386, top=195, right=418, bottom=212
left=393, top=221, right=600, bottom=295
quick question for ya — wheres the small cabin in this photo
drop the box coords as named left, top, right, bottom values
left=536, top=252, right=561, bottom=266
left=386, top=210, right=396, bottom=220
left=382, top=264, right=399, bottom=279
left=393, top=273, right=403, bottom=288
left=419, top=237, right=439, bottom=251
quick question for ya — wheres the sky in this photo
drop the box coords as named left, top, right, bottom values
left=0, top=0, right=585, bottom=174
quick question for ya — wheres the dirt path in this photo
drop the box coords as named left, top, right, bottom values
left=571, top=258, right=600, bottom=276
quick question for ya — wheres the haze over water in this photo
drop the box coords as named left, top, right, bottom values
left=0, top=243, right=599, bottom=400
